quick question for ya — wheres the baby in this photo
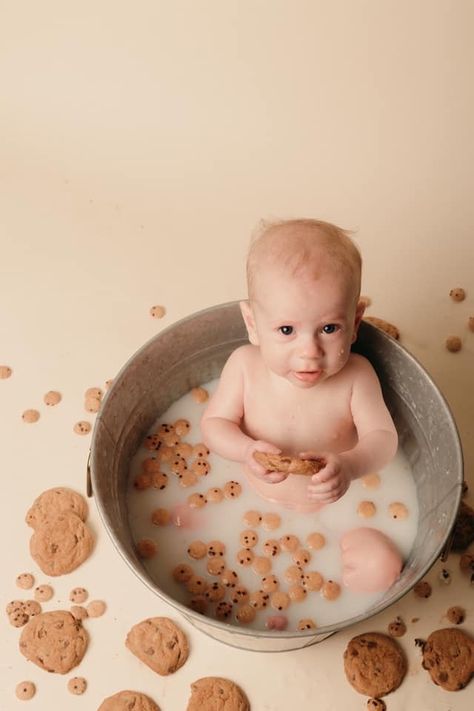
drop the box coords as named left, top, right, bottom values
left=201, top=218, right=402, bottom=593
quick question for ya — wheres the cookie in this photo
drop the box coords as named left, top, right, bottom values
left=98, top=690, right=161, bottom=711
left=87, top=600, right=106, bottom=617
left=68, top=676, right=87, bottom=694
left=16, top=573, right=35, bottom=589
left=422, top=627, right=474, bottom=691
left=70, top=587, right=88, bottom=604
left=150, top=304, right=166, bottom=319
left=15, top=681, right=36, bottom=700
left=44, top=390, right=62, bottom=406
left=125, top=617, right=189, bottom=675
left=253, top=451, right=325, bottom=476
left=30, top=512, right=94, bottom=576
left=364, top=316, right=400, bottom=340
left=0, top=364, right=13, bottom=379
left=343, top=632, right=407, bottom=697
left=186, top=677, right=249, bottom=711
left=22, top=409, right=40, bottom=423
left=34, top=584, right=54, bottom=601
left=26, top=487, right=88, bottom=529
left=451, top=502, right=474, bottom=551
left=19, top=610, right=88, bottom=674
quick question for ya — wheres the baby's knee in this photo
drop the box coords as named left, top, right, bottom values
left=340, top=527, right=402, bottom=593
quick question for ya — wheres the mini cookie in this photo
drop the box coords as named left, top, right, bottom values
left=207, top=540, right=226, bottom=557
left=134, top=472, right=153, bottom=490
left=367, top=700, right=386, bottom=711
left=413, top=580, right=432, bottom=598
left=220, top=569, right=239, bottom=588
left=68, top=676, right=87, bottom=694
left=253, top=451, right=325, bottom=476
left=87, top=600, right=106, bottom=617
left=150, top=304, right=166, bottom=319
left=344, top=632, right=407, bottom=697
left=288, top=585, right=306, bottom=602
left=70, top=587, right=88, bottom=603
left=237, top=548, right=254, bottom=566
left=173, top=418, right=190, bottom=436
left=285, top=565, right=305, bottom=585
left=251, top=556, right=271, bottom=575
left=98, top=690, right=161, bottom=711
left=9, top=610, right=29, bottom=627
left=223, top=481, right=242, bottom=499
left=215, top=601, right=233, bottom=620
left=42, top=390, right=61, bottom=406
left=0, top=364, right=13, bottom=379
left=30, top=512, right=94, bottom=575
left=205, top=582, right=226, bottom=602
left=260, top=574, right=279, bottom=593
left=34, top=584, right=54, bottom=602
left=248, top=591, right=269, bottom=610
left=446, top=336, right=462, bottom=352
left=361, top=473, right=381, bottom=489
left=270, top=591, right=290, bottom=611
left=189, top=595, right=208, bottom=614
left=187, top=493, right=206, bottom=509
left=321, top=580, right=341, bottom=600
left=125, top=617, right=189, bottom=675
left=303, top=571, right=323, bottom=592
left=388, top=616, right=407, bottom=637
left=450, top=287, right=466, bottom=302
left=422, top=627, right=474, bottom=691
left=16, top=573, right=34, bottom=590
left=364, top=316, right=400, bottom=340
left=242, top=510, right=262, bottom=527
left=231, top=586, right=249, bottom=605
left=235, top=604, right=256, bottom=624
left=388, top=502, right=408, bottom=520
left=73, top=420, right=91, bottom=435
left=280, top=534, right=300, bottom=552
left=261, top=512, right=281, bottom=531
left=26, top=487, right=88, bottom=529
left=152, top=471, right=168, bottom=490
left=192, top=443, right=210, bottom=458
left=207, top=558, right=226, bottom=576
left=136, top=538, right=157, bottom=559
left=186, top=677, right=249, bottom=711
left=84, top=395, right=101, bottom=413
left=292, top=548, right=311, bottom=567
left=22, top=600, right=42, bottom=616
left=191, top=459, right=210, bottom=477
left=85, top=387, right=103, bottom=399
left=19, top=610, right=88, bottom=673
left=179, top=470, right=198, bottom=488
left=263, top=539, right=281, bottom=557
left=187, top=540, right=207, bottom=559
left=22, top=409, right=40, bottom=424
left=151, top=508, right=171, bottom=526
left=240, top=530, right=258, bottom=548
left=205, top=487, right=224, bottom=503
left=15, top=681, right=36, bottom=700
left=172, top=563, right=194, bottom=583
left=446, top=606, right=465, bottom=624
left=357, top=500, right=376, bottom=518
left=190, top=386, right=209, bottom=403
left=306, top=532, right=325, bottom=550
left=297, top=618, right=317, bottom=631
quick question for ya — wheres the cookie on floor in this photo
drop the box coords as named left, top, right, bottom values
left=343, top=632, right=407, bottom=697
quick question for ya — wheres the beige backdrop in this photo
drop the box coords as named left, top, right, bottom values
left=1, top=2, right=473, bottom=709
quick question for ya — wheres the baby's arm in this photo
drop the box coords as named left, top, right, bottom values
left=200, top=347, right=284, bottom=482
left=305, top=356, right=398, bottom=503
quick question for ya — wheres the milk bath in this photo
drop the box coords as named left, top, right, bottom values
left=127, top=379, right=418, bottom=631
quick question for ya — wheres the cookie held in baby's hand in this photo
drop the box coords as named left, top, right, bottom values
left=253, top=451, right=325, bottom=476
left=343, top=632, right=407, bottom=697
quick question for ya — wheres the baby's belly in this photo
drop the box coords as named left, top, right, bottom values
left=243, top=465, right=324, bottom=513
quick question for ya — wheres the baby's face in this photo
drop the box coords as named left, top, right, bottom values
left=242, top=266, right=363, bottom=388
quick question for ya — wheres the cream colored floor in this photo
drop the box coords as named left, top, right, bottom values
left=1, top=2, right=473, bottom=709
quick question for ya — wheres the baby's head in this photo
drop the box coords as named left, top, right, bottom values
left=240, top=218, right=365, bottom=387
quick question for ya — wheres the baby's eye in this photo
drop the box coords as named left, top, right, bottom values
left=322, top=324, right=339, bottom=335
left=278, top=326, right=294, bottom=336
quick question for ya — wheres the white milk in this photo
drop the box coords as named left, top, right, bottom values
left=127, top=379, right=418, bottom=632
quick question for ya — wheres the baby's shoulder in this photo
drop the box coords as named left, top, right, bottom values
left=225, top=344, right=261, bottom=372
left=345, top=352, right=377, bottom=379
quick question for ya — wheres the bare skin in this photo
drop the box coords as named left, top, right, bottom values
left=201, top=265, right=398, bottom=512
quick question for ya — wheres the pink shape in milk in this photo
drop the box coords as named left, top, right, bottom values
left=340, top=527, right=402, bottom=594
left=171, top=503, right=203, bottom=530
left=266, top=615, right=288, bottom=631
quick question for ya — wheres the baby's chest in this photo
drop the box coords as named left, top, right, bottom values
left=242, top=381, right=355, bottom=453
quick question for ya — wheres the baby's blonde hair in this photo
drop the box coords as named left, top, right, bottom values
left=246, top=218, right=362, bottom=302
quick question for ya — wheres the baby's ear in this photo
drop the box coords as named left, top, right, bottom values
left=351, top=299, right=366, bottom=344
left=240, top=301, right=259, bottom=345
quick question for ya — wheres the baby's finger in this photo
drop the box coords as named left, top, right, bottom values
left=308, top=480, right=340, bottom=496
left=265, top=472, right=287, bottom=484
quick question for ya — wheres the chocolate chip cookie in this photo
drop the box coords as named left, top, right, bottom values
left=422, top=627, right=474, bottom=691
left=97, top=690, right=161, bottom=710
left=25, top=487, right=88, bottom=529
left=253, top=451, right=325, bottom=476
left=186, top=677, right=250, bottom=711
left=19, top=610, right=88, bottom=674
left=343, top=632, right=407, bottom=697
left=29, top=511, right=94, bottom=576
left=125, top=617, right=189, bottom=675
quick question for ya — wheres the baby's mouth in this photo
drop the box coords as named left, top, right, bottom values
left=293, top=370, right=323, bottom=383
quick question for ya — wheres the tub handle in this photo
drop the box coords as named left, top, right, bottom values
left=86, top=452, right=93, bottom=498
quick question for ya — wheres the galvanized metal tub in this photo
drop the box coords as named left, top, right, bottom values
left=89, top=301, right=463, bottom=652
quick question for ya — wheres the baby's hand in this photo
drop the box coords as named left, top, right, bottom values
left=301, top=451, right=353, bottom=504
left=244, top=440, right=287, bottom=483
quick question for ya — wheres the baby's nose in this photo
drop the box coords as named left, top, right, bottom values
left=299, top=336, right=323, bottom=359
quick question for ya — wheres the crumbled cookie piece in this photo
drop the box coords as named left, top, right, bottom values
left=446, top=336, right=462, bottom=352
left=422, top=627, right=474, bottom=690
left=344, top=632, right=407, bottom=697
left=190, top=387, right=208, bottom=403
left=15, top=681, right=36, bottom=700
left=388, top=616, right=406, bottom=637
left=364, top=316, right=400, bottom=340
left=367, top=699, right=386, bottom=711
left=73, top=420, right=91, bottom=435
left=439, top=568, right=451, bottom=585
left=22, top=409, right=40, bottom=423
left=450, top=287, right=466, bottom=302
left=16, top=573, right=34, bottom=590
left=0, top=365, right=13, bottom=379
left=459, top=552, right=474, bottom=573
left=359, top=295, right=372, bottom=308
left=67, top=676, right=87, bottom=695
left=34, top=584, right=54, bottom=602
left=70, top=605, right=88, bottom=621
left=413, top=580, right=432, bottom=598
left=446, top=606, right=465, bottom=625
left=43, top=390, right=62, bottom=406
left=126, top=617, right=189, bottom=675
